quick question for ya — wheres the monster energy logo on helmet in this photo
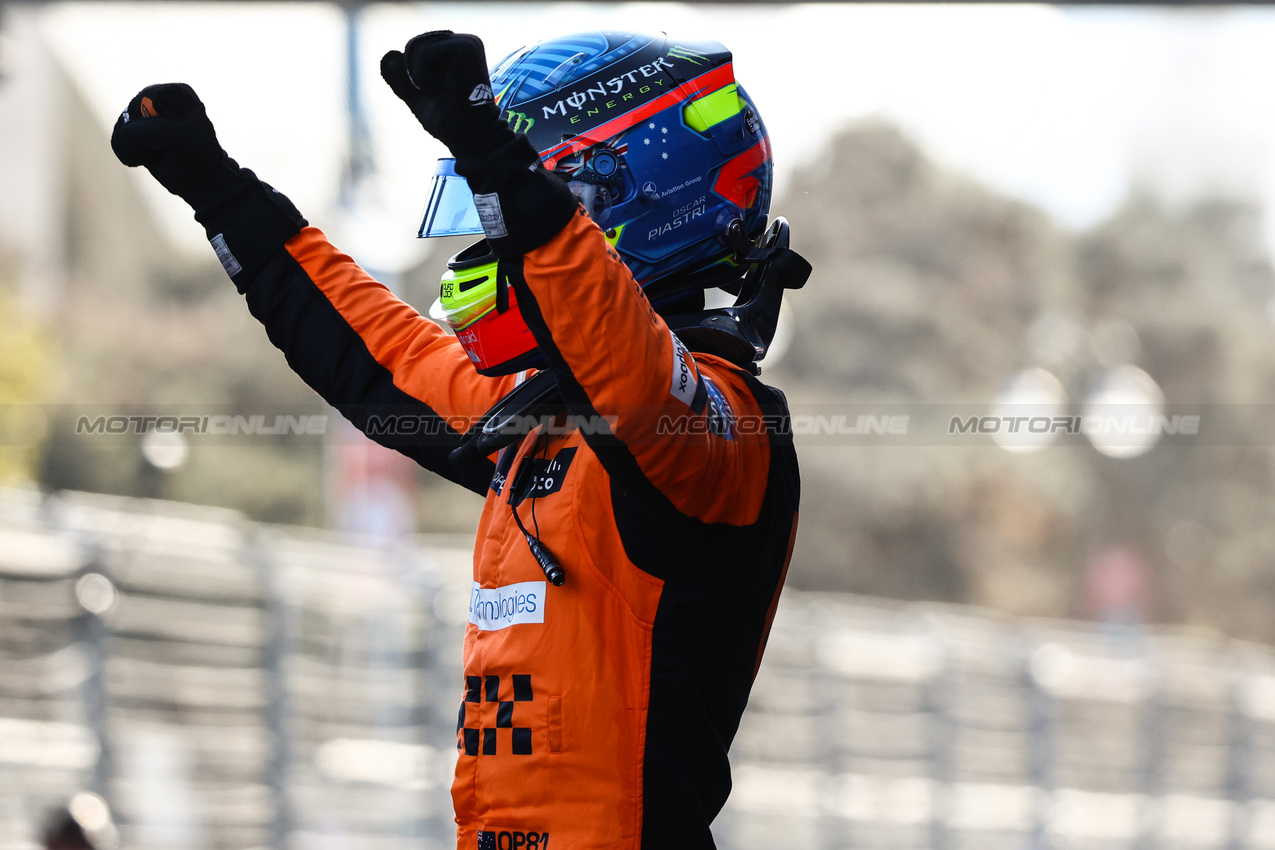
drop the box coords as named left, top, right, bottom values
left=537, top=55, right=676, bottom=120
left=505, top=110, right=535, bottom=133
left=496, top=39, right=729, bottom=148
left=667, top=46, right=710, bottom=65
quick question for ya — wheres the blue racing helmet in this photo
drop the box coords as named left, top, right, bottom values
left=420, top=31, right=773, bottom=309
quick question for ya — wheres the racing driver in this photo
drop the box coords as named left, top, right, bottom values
left=112, top=29, right=804, bottom=850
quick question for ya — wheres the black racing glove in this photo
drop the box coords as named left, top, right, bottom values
left=379, top=32, right=512, bottom=161
left=111, top=83, right=306, bottom=292
left=111, top=83, right=237, bottom=209
left=381, top=32, right=577, bottom=258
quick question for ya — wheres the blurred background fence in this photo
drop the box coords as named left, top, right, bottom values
left=7, top=486, right=1275, bottom=850
left=0, top=486, right=470, bottom=850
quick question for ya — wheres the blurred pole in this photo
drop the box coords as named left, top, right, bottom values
left=417, top=573, right=455, bottom=846
left=335, top=1, right=422, bottom=292
left=1134, top=657, right=1165, bottom=850
left=252, top=531, right=293, bottom=850
left=1025, top=641, right=1055, bottom=850
left=1225, top=663, right=1254, bottom=850
left=0, top=2, right=11, bottom=86
left=341, top=3, right=374, bottom=211
left=924, top=626, right=951, bottom=850
left=76, top=548, right=114, bottom=801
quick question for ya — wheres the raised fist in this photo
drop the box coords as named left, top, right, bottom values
left=380, top=31, right=512, bottom=160
left=110, top=82, right=307, bottom=290
left=111, top=83, right=233, bottom=209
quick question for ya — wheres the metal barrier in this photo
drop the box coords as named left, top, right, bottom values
left=0, top=488, right=468, bottom=850
left=4, top=487, right=1275, bottom=850
left=721, top=597, right=1275, bottom=850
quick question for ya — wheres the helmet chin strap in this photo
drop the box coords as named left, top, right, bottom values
left=661, top=216, right=810, bottom=374
left=449, top=217, right=811, bottom=465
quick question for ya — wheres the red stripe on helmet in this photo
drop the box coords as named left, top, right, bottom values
left=712, top=137, right=771, bottom=209
left=541, top=63, right=737, bottom=170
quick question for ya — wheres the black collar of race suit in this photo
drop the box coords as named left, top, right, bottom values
left=448, top=219, right=811, bottom=466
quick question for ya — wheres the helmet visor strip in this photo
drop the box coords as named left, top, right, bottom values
left=418, top=158, right=484, bottom=238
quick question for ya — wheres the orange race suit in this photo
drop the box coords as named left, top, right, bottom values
left=232, top=197, right=799, bottom=848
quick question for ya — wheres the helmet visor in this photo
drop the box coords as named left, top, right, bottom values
left=418, top=159, right=484, bottom=238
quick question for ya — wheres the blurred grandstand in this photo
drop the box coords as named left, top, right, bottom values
left=5, top=486, right=1275, bottom=850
